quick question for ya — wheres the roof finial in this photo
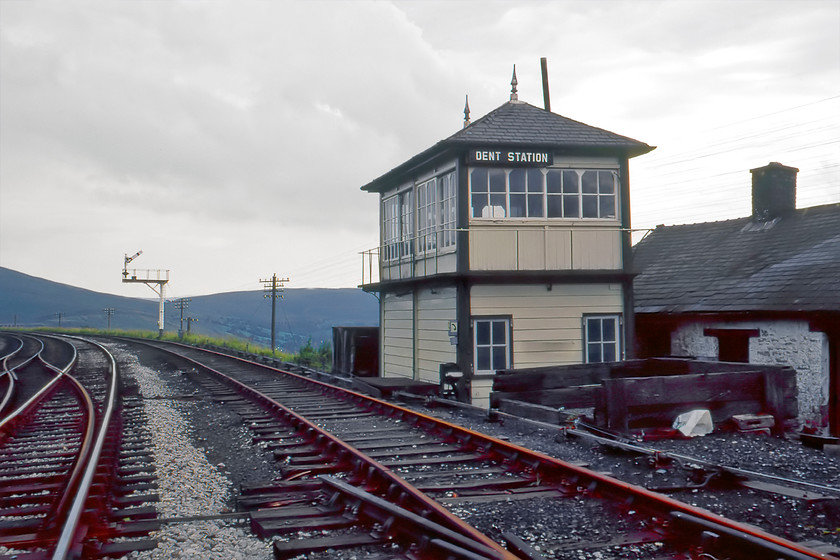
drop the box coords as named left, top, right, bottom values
left=463, top=94, right=471, bottom=128
left=510, top=64, right=518, bottom=102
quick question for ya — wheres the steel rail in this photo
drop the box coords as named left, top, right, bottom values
left=241, top=351, right=829, bottom=558
left=0, top=336, right=70, bottom=437
left=131, top=340, right=830, bottom=559
left=0, top=335, right=24, bottom=416
left=50, top=335, right=120, bottom=560
left=566, top=421, right=840, bottom=497
left=152, top=342, right=517, bottom=559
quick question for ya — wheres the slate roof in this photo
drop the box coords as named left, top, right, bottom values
left=632, top=203, right=840, bottom=314
left=361, top=100, right=654, bottom=192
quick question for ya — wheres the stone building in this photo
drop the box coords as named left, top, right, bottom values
left=633, top=162, right=840, bottom=435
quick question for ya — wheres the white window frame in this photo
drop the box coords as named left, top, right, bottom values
left=584, top=314, right=621, bottom=363
left=439, top=170, right=457, bottom=249
left=473, top=317, right=511, bottom=373
left=470, top=167, right=618, bottom=220
left=383, top=195, right=400, bottom=262
left=417, top=178, right=437, bottom=254
left=383, top=189, right=414, bottom=262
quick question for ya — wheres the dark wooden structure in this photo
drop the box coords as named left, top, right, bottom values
left=332, top=326, right=379, bottom=377
left=490, top=358, right=797, bottom=435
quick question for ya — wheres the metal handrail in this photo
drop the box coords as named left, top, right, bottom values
left=360, top=228, right=462, bottom=286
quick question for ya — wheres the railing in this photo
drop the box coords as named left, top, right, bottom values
left=122, top=268, right=169, bottom=282
left=360, top=229, right=462, bottom=287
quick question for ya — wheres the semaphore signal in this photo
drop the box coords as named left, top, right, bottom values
left=121, top=250, right=170, bottom=337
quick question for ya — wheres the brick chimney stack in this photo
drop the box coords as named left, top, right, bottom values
left=750, top=162, right=798, bottom=221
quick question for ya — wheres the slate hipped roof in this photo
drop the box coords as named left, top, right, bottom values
left=361, top=100, right=654, bottom=193
left=633, top=203, right=840, bottom=314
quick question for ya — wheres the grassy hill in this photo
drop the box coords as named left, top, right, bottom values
left=0, top=267, right=378, bottom=352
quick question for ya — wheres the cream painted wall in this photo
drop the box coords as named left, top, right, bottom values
left=471, top=283, right=625, bottom=368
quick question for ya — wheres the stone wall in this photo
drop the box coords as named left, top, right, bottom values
left=670, top=319, right=828, bottom=425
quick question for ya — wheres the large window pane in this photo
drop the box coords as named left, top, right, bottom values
left=492, top=320, right=506, bottom=344
left=527, top=169, right=544, bottom=192
left=603, top=318, right=616, bottom=342
left=600, top=196, right=616, bottom=219
left=528, top=194, right=543, bottom=217
left=510, top=194, right=526, bottom=217
left=563, top=196, right=579, bottom=217
left=547, top=196, right=563, bottom=218
left=492, top=347, right=507, bottom=369
left=489, top=169, right=506, bottom=192
left=582, top=171, right=598, bottom=193
left=587, top=319, right=601, bottom=341
left=509, top=169, right=526, bottom=192
left=582, top=195, right=598, bottom=218
left=588, top=344, right=601, bottom=363
left=563, top=171, right=579, bottom=193
left=599, top=171, right=615, bottom=194
left=477, top=347, right=490, bottom=371
left=547, top=170, right=562, bottom=193
left=476, top=321, right=490, bottom=345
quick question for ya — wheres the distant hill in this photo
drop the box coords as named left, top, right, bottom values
left=0, top=267, right=378, bottom=352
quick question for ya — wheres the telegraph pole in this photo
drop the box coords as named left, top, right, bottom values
left=173, top=298, right=191, bottom=338
left=259, top=274, right=288, bottom=355
left=185, top=316, right=197, bottom=334
left=104, top=308, right=115, bottom=330
left=55, top=312, right=65, bottom=328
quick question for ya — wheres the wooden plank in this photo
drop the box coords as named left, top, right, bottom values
left=253, top=514, right=355, bottom=537
left=251, top=504, right=340, bottom=522
left=603, top=376, right=629, bottom=432
left=378, top=453, right=484, bottom=467
left=493, top=365, right=611, bottom=391
left=492, top=385, right=600, bottom=408
left=604, top=372, right=765, bottom=407
left=497, top=399, right=563, bottom=424
left=274, top=533, right=386, bottom=559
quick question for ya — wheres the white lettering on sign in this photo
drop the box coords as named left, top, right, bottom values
left=507, top=151, right=549, bottom=163
left=474, top=151, right=502, bottom=162
left=469, top=149, right=553, bottom=166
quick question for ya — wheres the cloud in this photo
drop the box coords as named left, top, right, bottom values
left=1, top=0, right=837, bottom=295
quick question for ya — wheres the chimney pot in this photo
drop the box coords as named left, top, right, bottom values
left=750, top=162, right=798, bottom=221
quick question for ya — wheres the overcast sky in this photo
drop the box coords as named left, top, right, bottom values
left=1, top=0, right=838, bottom=299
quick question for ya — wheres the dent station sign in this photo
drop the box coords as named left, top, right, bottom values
left=467, top=148, right=553, bottom=167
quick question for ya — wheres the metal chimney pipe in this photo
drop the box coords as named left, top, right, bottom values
left=541, top=57, right=551, bottom=111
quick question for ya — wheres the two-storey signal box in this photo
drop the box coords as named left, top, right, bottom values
left=360, top=81, right=654, bottom=406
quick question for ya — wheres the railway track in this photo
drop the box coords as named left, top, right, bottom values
left=123, top=338, right=835, bottom=560
left=0, top=333, right=158, bottom=559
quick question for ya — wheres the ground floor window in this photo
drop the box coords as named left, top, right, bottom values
left=704, top=328, right=759, bottom=363
left=473, top=317, right=511, bottom=372
left=584, top=315, right=621, bottom=363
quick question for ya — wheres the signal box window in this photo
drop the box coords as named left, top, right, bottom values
left=470, top=167, right=618, bottom=220
left=474, top=318, right=511, bottom=372
left=584, top=315, right=621, bottom=363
